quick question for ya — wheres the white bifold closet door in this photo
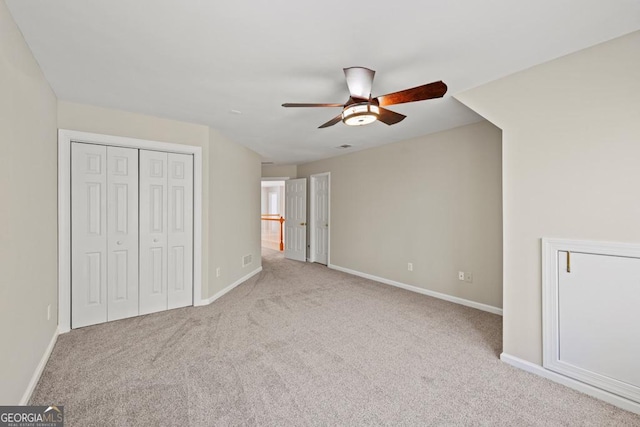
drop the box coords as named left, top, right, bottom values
left=72, top=144, right=193, bottom=328
left=107, top=146, right=139, bottom=321
left=71, top=143, right=139, bottom=328
left=166, top=153, right=194, bottom=309
left=139, top=150, right=193, bottom=315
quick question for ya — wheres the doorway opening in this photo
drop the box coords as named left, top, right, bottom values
left=261, top=180, right=285, bottom=251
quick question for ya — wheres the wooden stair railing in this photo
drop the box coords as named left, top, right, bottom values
left=261, top=214, right=285, bottom=251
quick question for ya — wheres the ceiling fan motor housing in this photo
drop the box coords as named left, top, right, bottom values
left=342, top=101, right=380, bottom=126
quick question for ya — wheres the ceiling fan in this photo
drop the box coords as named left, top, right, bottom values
left=282, top=67, right=447, bottom=128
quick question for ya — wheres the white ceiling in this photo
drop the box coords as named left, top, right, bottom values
left=6, top=1, right=640, bottom=164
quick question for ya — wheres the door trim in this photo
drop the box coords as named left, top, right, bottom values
left=309, top=172, right=330, bottom=265
left=58, top=129, right=204, bottom=333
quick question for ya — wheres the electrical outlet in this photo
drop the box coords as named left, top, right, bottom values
left=458, top=271, right=465, bottom=281
left=465, top=272, right=473, bottom=283
left=408, top=263, right=413, bottom=272
left=216, top=267, right=221, bottom=278
left=47, top=304, right=51, bottom=321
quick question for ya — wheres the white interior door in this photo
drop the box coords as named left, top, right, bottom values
left=167, top=153, right=193, bottom=309
left=139, top=150, right=169, bottom=315
left=285, top=178, right=307, bottom=261
left=106, top=146, right=139, bottom=321
left=71, top=143, right=108, bottom=328
left=311, top=174, right=329, bottom=265
left=556, top=250, right=640, bottom=402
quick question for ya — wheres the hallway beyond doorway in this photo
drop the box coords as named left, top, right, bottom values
left=261, top=180, right=285, bottom=251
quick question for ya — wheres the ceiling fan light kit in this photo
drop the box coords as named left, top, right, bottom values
left=342, top=103, right=380, bottom=126
left=282, top=67, right=447, bottom=129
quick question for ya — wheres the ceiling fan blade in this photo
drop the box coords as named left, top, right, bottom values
left=377, top=107, right=406, bottom=126
left=282, top=103, right=344, bottom=108
left=344, top=67, right=375, bottom=100
left=376, top=81, right=447, bottom=107
left=318, top=114, right=343, bottom=129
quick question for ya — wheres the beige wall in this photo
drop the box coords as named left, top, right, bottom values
left=456, top=30, right=640, bottom=365
left=298, top=121, right=503, bottom=309
left=0, top=2, right=58, bottom=404
left=209, top=129, right=262, bottom=296
left=262, top=164, right=297, bottom=178
left=58, top=101, right=211, bottom=147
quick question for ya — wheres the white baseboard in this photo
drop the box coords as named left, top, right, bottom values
left=328, top=264, right=503, bottom=316
left=20, top=326, right=59, bottom=405
left=197, top=266, right=263, bottom=306
left=500, top=353, right=640, bottom=415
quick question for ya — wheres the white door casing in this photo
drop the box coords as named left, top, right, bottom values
left=59, top=130, right=204, bottom=333
left=543, top=238, right=640, bottom=404
left=106, top=146, right=139, bottom=321
left=139, top=150, right=169, bottom=315
left=285, top=178, right=307, bottom=262
left=71, top=143, right=108, bottom=328
left=310, top=173, right=330, bottom=265
left=167, top=153, right=194, bottom=309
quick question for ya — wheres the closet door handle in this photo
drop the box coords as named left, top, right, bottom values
left=153, top=238, right=159, bottom=243
left=116, top=240, right=123, bottom=245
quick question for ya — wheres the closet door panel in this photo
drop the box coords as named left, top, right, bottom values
left=71, top=143, right=108, bottom=328
left=107, top=146, right=139, bottom=321
left=139, top=150, right=169, bottom=315
left=167, top=153, right=193, bottom=309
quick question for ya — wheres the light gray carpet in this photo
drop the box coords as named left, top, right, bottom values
left=31, top=248, right=640, bottom=426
